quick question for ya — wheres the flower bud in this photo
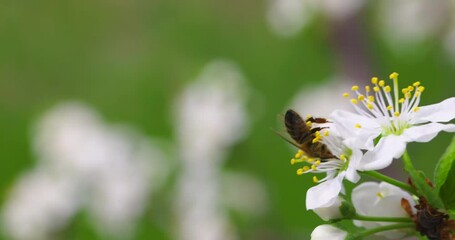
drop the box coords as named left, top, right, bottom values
left=311, top=224, right=347, bottom=240
left=313, top=196, right=343, bottom=221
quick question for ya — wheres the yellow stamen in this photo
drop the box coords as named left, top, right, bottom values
left=394, top=111, right=400, bottom=117
left=365, top=86, right=371, bottom=92
left=303, top=166, right=310, bottom=171
left=311, top=165, right=317, bottom=171
left=307, top=158, right=314, bottom=163
left=413, top=107, right=420, bottom=112
left=413, top=81, right=421, bottom=87
left=368, top=96, right=375, bottom=102
left=306, top=121, right=312, bottom=126
left=290, top=159, right=296, bottom=165
left=371, top=77, right=378, bottom=84
left=367, top=103, right=373, bottom=110
left=355, top=123, right=362, bottom=128
left=351, top=85, right=359, bottom=91
left=340, top=154, right=346, bottom=161
left=405, top=93, right=411, bottom=99
left=379, top=80, right=385, bottom=87
left=384, top=86, right=391, bottom=92
left=418, top=86, right=425, bottom=92
left=315, top=160, right=321, bottom=166
left=407, top=86, right=414, bottom=92
left=377, top=192, right=384, bottom=199
left=399, top=98, right=405, bottom=103
left=389, top=72, right=399, bottom=80
left=358, top=94, right=365, bottom=101
left=295, top=151, right=303, bottom=159
left=402, top=88, right=408, bottom=94
left=373, top=86, right=380, bottom=92
left=306, top=114, right=312, bottom=119
left=343, top=92, right=350, bottom=98
left=324, top=130, right=329, bottom=136
left=387, top=105, right=392, bottom=110
left=351, top=99, right=358, bottom=104
left=313, top=176, right=319, bottom=183
left=297, top=168, right=304, bottom=175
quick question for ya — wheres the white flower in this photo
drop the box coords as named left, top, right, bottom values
left=313, top=196, right=342, bottom=221
left=333, top=72, right=455, bottom=170
left=352, top=181, right=415, bottom=239
left=311, top=224, right=347, bottom=240
left=290, top=119, right=363, bottom=210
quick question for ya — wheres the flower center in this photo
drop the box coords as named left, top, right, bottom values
left=343, top=72, right=425, bottom=136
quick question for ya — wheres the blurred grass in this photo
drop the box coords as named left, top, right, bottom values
left=1, top=0, right=455, bottom=239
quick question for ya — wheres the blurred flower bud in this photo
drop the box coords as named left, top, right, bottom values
left=311, top=224, right=347, bottom=240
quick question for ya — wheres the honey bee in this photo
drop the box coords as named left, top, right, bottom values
left=283, top=109, right=335, bottom=159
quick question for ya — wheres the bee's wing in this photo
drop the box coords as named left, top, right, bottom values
left=272, top=128, right=303, bottom=150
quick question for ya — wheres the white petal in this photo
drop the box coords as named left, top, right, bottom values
left=313, top=197, right=342, bottom=221
left=306, top=172, right=345, bottom=210
left=359, top=135, right=406, bottom=171
left=352, top=182, right=380, bottom=215
left=345, top=148, right=362, bottom=183
left=311, top=225, right=347, bottom=240
left=330, top=110, right=381, bottom=150
left=414, top=97, right=455, bottom=123
left=402, top=122, right=455, bottom=143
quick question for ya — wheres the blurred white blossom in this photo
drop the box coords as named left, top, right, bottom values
left=174, top=60, right=261, bottom=240
left=2, top=102, right=169, bottom=239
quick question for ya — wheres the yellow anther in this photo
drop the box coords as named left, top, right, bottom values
left=367, top=103, right=373, bottom=110
left=312, top=138, right=320, bottom=144
left=368, top=96, right=375, bottom=102
left=343, top=92, right=350, bottom=98
left=389, top=72, right=399, bottom=80
left=402, top=88, right=408, bottom=94
left=290, top=159, right=296, bottom=165
left=358, top=94, right=365, bottom=101
left=315, top=160, right=321, bottom=166
left=418, top=86, right=425, bottom=92
left=399, top=98, right=405, bottom=103
left=295, top=152, right=303, bottom=159
left=313, top=176, right=319, bottom=183
left=413, top=107, right=420, bottom=112
left=415, top=92, right=421, bottom=97
left=377, top=192, right=384, bottom=199
left=306, top=121, right=312, bottom=127
left=373, top=86, right=380, bottom=92
left=365, top=86, right=371, bottom=92
left=355, top=123, right=362, bottom=128
left=351, top=85, right=359, bottom=91
left=379, top=80, right=385, bottom=87
left=324, top=130, right=329, bottom=136
left=340, top=154, right=346, bottom=161
left=413, top=81, right=421, bottom=87
left=394, top=111, right=400, bottom=117
left=307, top=158, right=314, bottom=163
left=405, top=93, right=411, bottom=99
left=386, top=105, right=393, bottom=110
left=303, top=166, right=310, bottom=171
left=351, top=99, right=358, bottom=104
left=306, top=114, right=312, bottom=119
left=407, top=86, right=414, bottom=92
left=311, top=165, right=317, bottom=171
left=297, top=168, right=304, bottom=175
left=384, top=86, right=391, bottom=92
left=371, top=77, right=378, bottom=84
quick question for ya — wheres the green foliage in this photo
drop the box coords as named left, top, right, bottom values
left=403, top=152, right=444, bottom=209
left=435, top=136, right=455, bottom=210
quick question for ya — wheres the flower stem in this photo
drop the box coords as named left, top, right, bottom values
left=352, top=214, right=412, bottom=223
left=361, top=170, right=418, bottom=195
left=348, top=223, right=415, bottom=240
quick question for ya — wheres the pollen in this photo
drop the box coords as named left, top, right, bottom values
left=402, top=88, right=408, bottom=94
left=379, top=80, right=385, bottom=87
left=418, top=86, right=425, bottom=92
left=394, top=111, right=400, bottom=117
left=387, top=105, right=392, bottom=110
left=371, top=77, right=378, bottom=84
left=351, top=85, right=359, bottom=91
left=351, top=99, right=358, bottom=104
left=355, top=123, right=362, bottom=128
left=367, top=103, right=373, bottom=110
left=399, top=98, right=405, bottom=103
left=306, top=121, right=312, bottom=127
left=297, top=168, right=304, bottom=175
left=315, top=160, right=321, bottom=166
left=313, top=176, right=319, bottom=183
left=368, top=96, right=375, bottom=102
left=343, top=92, right=350, bottom=98
left=413, top=81, right=421, bottom=87
left=384, top=86, right=391, bottom=92
left=311, top=165, right=317, bottom=171
left=307, top=158, right=314, bottom=163
left=290, top=159, right=296, bottom=165
left=358, top=94, right=365, bottom=101
left=405, top=92, right=411, bottom=99
left=373, top=86, right=380, bottom=92
left=302, top=166, right=310, bottom=171
left=295, top=151, right=303, bottom=159
left=407, top=86, right=414, bottom=92
left=389, top=72, right=399, bottom=80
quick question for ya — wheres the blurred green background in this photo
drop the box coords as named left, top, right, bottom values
left=1, top=0, right=455, bottom=239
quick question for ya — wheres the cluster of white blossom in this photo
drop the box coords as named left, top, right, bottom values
left=287, top=72, right=455, bottom=239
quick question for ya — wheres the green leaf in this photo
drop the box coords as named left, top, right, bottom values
left=434, top=136, right=455, bottom=189
left=403, top=151, right=444, bottom=209
left=439, top=165, right=455, bottom=209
